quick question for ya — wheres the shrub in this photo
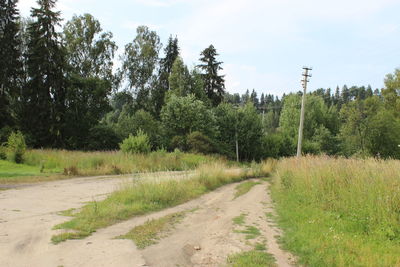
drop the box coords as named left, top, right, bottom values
left=86, top=125, right=120, bottom=151
left=170, top=135, right=187, bottom=151
left=0, top=145, right=7, bottom=160
left=120, top=130, right=151, bottom=154
left=7, top=131, right=26, bottom=163
left=187, top=131, right=214, bottom=154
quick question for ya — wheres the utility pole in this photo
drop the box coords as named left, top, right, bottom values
left=297, top=66, right=312, bottom=157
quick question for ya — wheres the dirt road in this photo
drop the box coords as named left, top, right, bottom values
left=0, top=174, right=294, bottom=267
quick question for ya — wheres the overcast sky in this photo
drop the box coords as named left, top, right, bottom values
left=18, top=0, right=400, bottom=96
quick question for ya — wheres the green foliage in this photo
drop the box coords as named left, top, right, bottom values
left=7, top=131, right=26, bottom=163
left=161, top=95, right=216, bottom=147
left=21, top=0, right=67, bottom=148
left=63, top=13, right=117, bottom=81
left=116, top=108, right=159, bottom=148
left=120, top=130, right=151, bottom=154
left=187, top=131, right=214, bottom=154
left=198, top=44, right=225, bottom=106
left=120, top=25, right=161, bottom=112
left=237, top=103, right=263, bottom=161
left=0, top=0, right=22, bottom=130
left=87, top=124, right=120, bottom=150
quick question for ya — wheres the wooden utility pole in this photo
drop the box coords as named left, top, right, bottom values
left=297, top=67, right=312, bottom=157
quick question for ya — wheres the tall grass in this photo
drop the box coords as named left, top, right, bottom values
left=52, top=161, right=274, bottom=243
left=272, top=156, right=400, bottom=267
left=23, top=149, right=220, bottom=176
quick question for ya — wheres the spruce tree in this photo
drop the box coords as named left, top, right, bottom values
left=198, top=45, right=225, bottom=106
left=0, top=0, right=22, bottom=129
left=22, top=0, right=66, bottom=147
left=153, top=35, right=179, bottom=116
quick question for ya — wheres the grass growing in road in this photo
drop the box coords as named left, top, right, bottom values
left=232, top=213, right=247, bottom=225
left=234, top=180, right=261, bottom=199
left=227, top=250, right=276, bottom=267
left=234, top=225, right=261, bottom=240
left=118, top=211, right=186, bottom=249
left=272, top=156, right=400, bottom=267
left=52, top=161, right=275, bottom=243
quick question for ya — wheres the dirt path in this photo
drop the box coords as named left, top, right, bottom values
left=0, top=175, right=294, bottom=267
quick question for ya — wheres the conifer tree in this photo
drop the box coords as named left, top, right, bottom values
left=0, top=0, right=22, bottom=129
left=153, top=35, right=179, bottom=116
left=21, top=0, right=66, bottom=147
left=198, top=45, right=225, bottom=106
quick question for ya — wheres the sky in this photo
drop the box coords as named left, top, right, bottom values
left=18, top=0, right=400, bottom=96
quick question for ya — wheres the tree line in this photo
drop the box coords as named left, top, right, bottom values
left=1, top=0, right=399, bottom=160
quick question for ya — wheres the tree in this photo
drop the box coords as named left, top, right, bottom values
left=152, top=35, right=179, bottom=116
left=237, top=103, right=263, bottom=161
left=279, top=94, right=328, bottom=141
left=0, top=0, right=22, bottom=129
left=63, top=13, right=117, bottom=82
left=198, top=45, right=225, bottom=106
left=213, top=103, right=237, bottom=158
left=168, top=57, right=207, bottom=101
left=160, top=95, right=215, bottom=149
left=64, top=74, right=112, bottom=149
left=115, top=109, right=160, bottom=148
left=21, top=0, right=66, bottom=147
left=382, top=69, right=400, bottom=117
left=120, top=26, right=161, bottom=112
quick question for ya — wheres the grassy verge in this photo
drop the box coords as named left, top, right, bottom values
left=271, top=156, right=400, bottom=267
left=0, top=149, right=224, bottom=183
left=0, top=159, right=62, bottom=183
left=234, top=181, right=261, bottom=199
left=118, top=211, right=187, bottom=249
left=52, top=161, right=275, bottom=244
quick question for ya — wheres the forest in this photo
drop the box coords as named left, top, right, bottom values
left=1, top=0, right=400, bottom=161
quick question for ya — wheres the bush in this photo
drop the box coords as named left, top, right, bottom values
left=7, top=131, right=26, bottom=163
left=170, top=135, right=188, bottom=151
left=187, top=131, right=214, bottom=154
left=86, top=125, right=120, bottom=151
left=0, top=145, right=6, bottom=160
left=120, top=130, right=151, bottom=154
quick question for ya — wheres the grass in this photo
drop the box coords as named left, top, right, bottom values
left=0, top=149, right=224, bottom=183
left=232, top=213, right=247, bottom=225
left=52, top=161, right=275, bottom=243
left=234, top=180, right=261, bottom=199
left=227, top=250, right=277, bottom=267
left=0, top=159, right=61, bottom=183
left=271, top=155, right=400, bottom=267
left=118, top=211, right=186, bottom=249
left=234, top=225, right=261, bottom=240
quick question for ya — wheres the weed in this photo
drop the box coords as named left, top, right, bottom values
left=254, top=242, right=266, bottom=251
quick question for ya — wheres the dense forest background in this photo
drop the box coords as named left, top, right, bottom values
left=1, top=0, right=400, bottom=160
